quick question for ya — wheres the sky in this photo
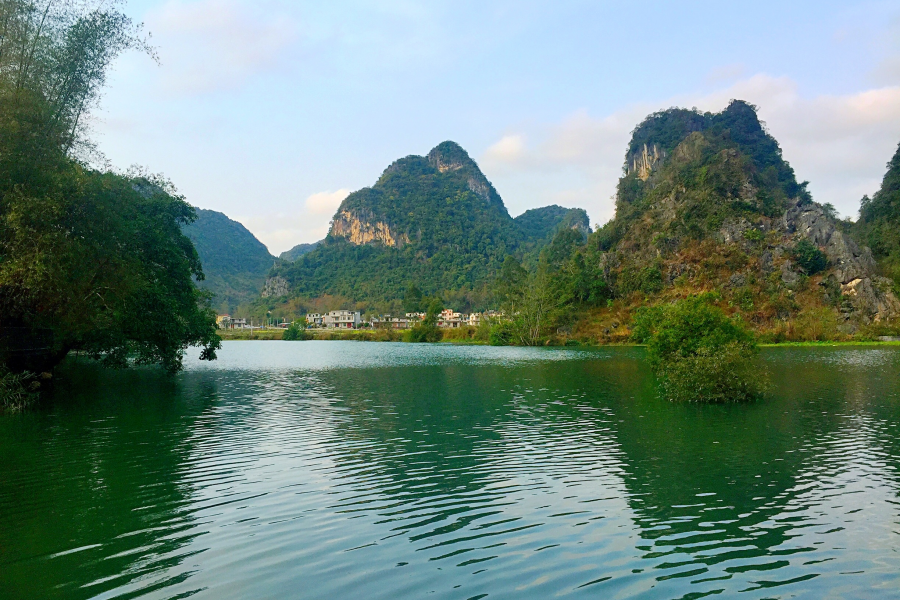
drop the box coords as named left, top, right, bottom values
left=94, top=0, right=900, bottom=255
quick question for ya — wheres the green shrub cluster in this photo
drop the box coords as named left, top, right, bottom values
left=792, top=239, right=828, bottom=275
left=632, top=295, right=766, bottom=402
left=282, top=322, right=312, bottom=341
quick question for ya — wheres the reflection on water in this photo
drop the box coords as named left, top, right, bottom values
left=1, top=342, right=899, bottom=599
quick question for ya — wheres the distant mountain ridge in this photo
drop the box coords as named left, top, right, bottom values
left=280, top=241, right=321, bottom=262
left=182, top=209, right=275, bottom=312
left=268, top=141, right=591, bottom=306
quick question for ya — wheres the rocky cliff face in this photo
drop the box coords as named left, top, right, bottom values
left=330, top=209, right=410, bottom=248
left=781, top=200, right=900, bottom=324
left=427, top=141, right=502, bottom=206
left=627, top=143, right=665, bottom=181
left=261, top=276, right=290, bottom=298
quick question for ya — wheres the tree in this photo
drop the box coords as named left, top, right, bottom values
left=402, top=283, right=424, bottom=314
left=283, top=319, right=310, bottom=341
left=406, top=298, right=443, bottom=343
left=0, top=2, right=219, bottom=374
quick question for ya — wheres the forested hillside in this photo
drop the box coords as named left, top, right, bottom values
left=267, top=142, right=591, bottom=307
left=182, top=209, right=275, bottom=312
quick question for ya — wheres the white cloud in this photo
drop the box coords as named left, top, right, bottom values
left=481, top=75, right=900, bottom=225
left=705, top=63, right=747, bottom=85
left=235, top=189, right=350, bottom=255
left=306, top=189, right=350, bottom=215
left=146, top=0, right=297, bottom=94
left=484, top=135, right=527, bottom=166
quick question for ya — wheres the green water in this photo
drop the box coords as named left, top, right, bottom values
left=1, top=342, right=899, bottom=599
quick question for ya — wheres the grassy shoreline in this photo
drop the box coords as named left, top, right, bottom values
left=217, top=329, right=900, bottom=348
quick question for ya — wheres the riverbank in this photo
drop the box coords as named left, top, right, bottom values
left=217, top=328, right=900, bottom=348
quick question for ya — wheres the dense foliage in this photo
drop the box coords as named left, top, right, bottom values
left=270, top=142, right=590, bottom=306
left=0, top=0, right=220, bottom=374
left=488, top=228, right=611, bottom=346
left=282, top=321, right=311, bottom=341
left=854, top=142, right=900, bottom=284
left=406, top=299, right=443, bottom=343
left=514, top=205, right=590, bottom=247
left=279, top=241, right=320, bottom=262
left=182, top=209, right=275, bottom=312
left=631, top=295, right=764, bottom=402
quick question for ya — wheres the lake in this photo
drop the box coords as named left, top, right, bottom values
left=1, top=342, right=899, bottom=599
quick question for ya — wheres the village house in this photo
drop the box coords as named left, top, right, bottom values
left=306, top=313, right=324, bottom=328
left=372, top=316, right=413, bottom=330
left=216, top=315, right=249, bottom=329
left=323, top=310, right=361, bottom=329
left=437, top=309, right=464, bottom=329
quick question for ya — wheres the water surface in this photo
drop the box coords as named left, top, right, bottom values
left=1, top=342, right=899, bottom=599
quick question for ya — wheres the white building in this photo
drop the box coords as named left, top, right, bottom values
left=324, top=310, right=361, bottom=329
left=372, top=316, right=413, bottom=330
left=306, top=313, right=324, bottom=328
left=437, top=309, right=463, bottom=329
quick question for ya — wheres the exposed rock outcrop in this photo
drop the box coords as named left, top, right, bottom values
left=627, top=143, right=664, bottom=181
left=781, top=200, right=876, bottom=284
left=330, top=209, right=410, bottom=248
left=779, top=199, right=899, bottom=323
left=261, top=276, right=290, bottom=298
left=840, top=277, right=900, bottom=323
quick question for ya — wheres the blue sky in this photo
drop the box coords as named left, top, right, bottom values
left=96, top=1, right=900, bottom=254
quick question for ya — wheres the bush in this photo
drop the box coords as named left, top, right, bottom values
left=792, top=238, right=828, bottom=275
left=489, top=322, right=516, bottom=346
left=405, top=324, right=443, bottom=343
left=282, top=322, right=312, bottom=341
left=618, top=266, right=664, bottom=296
left=441, top=326, right=480, bottom=341
left=633, top=295, right=766, bottom=402
left=660, top=342, right=763, bottom=403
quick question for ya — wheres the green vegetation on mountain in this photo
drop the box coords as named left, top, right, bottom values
left=0, top=0, right=219, bottom=380
left=268, top=142, right=591, bottom=310
left=514, top=205, right=590, bottom=246
left=280, top=241, right=320, bottom=262
left=491, top=100, right=900, bottom=351
left=182, top=209, right=275, bottom=312
left=854, top=142, right=900, bottom=285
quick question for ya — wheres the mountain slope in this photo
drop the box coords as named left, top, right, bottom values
left=280, top=241, right=321, bottom=262
left=854, top=141, right=900, bottom=284
left=268, top=142, right=590, bottom=306
left=589, top=100, right=898, bottom=335
left=183, top=209, right=275, bottom=312
left=515, top=206, right=590, bottom=245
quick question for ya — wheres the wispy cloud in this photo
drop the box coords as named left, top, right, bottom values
left=306, top=189, right=350, bottom=215
left=236, top=189, right=349, bottom=255
left=147, top=0, right=298, bottom=95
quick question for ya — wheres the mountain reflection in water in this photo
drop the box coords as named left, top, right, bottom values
left=1, top=342, right=898, bottom=599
